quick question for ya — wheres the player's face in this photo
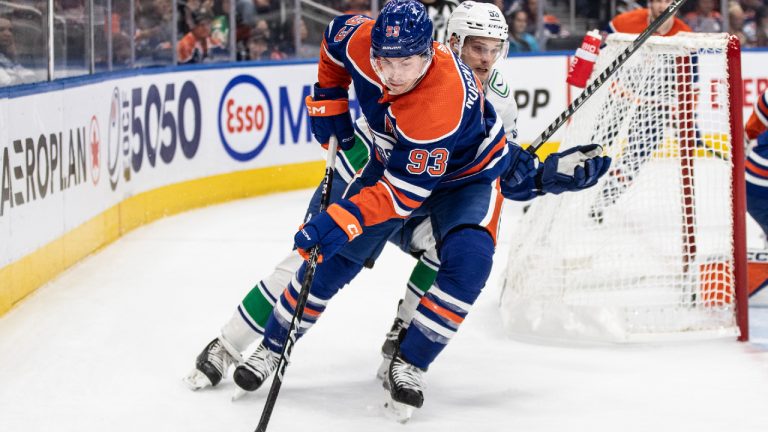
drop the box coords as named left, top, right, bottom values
left=372, top=53, right=431, bottom=95
left=460, top=36, right=506, bottom=83
left=0, top=19, right=13, bottom=49
left=648, top=0, right=673, bottom=20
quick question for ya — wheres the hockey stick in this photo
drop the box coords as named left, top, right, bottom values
left=255, top=136, right=339, bottom=432
left=527, top=0, right=691, bottom=155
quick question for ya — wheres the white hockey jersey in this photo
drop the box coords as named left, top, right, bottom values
left=485, top=68, right=518, bottom=145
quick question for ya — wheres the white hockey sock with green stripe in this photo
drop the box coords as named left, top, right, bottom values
left=220, top=250, right=304, bottom=352
left=400, top=248, right=440, bottom=324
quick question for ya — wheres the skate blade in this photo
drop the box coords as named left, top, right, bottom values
left=376, top=358, right=391, bottom=382
left=231, top=387, right=248, bottom=401
left=383, top=393, right=415, bottom=424
left=183, top=369, right=212, bottom=391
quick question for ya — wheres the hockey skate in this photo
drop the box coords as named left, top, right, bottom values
left=383, top=353, right=425, bottom=423
left=183, top=337, right=240, bottom=390
left=231, top=343, right=281, bottom=400
left=376, top=301, right=408, bottom=381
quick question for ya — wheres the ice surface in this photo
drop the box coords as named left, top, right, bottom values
left=1, top=190, right=767, bottom=432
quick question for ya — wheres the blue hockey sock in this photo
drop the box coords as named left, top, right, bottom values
left=399, top=228, right=494, bottom=369
left=262, top=254, right=362, bottom=352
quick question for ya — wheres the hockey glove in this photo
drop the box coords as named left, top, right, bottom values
left=500, top=145, right=539, bottom=201
left=294, top=199, right=363, bottom=262
left=505, top=144, right=538, bottom=188
left=305, top=83, right=355, bottom=151
left=537, top=144, right=611, bottom=195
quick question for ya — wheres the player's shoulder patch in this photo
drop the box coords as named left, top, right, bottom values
left=488, top=69, right=509, bottom=98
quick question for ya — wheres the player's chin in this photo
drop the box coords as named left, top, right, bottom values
left=388, top=82, right=408, bottom=94
left=474, top=68, right=490, bottom=81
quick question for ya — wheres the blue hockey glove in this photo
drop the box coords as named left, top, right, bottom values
left=500, top=144, right=539, bottom=201
left=305, top=83, right=355, bottom=151
left=505, top=144, right=538, bottom=188
left=294, top=199, right=363, bottom=262
left=537, top=144, right=611, bottom=195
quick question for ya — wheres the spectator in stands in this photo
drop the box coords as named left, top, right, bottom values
left=177, top=9, right=213, bottom=64
left=683, top=0, right=723, bottom=32
left=421, top=0, right=459, bottom=43
left=607, top=0, right=691, bottom=36
left=112, top=31, right=133, bottom=67
left=344, top=0, right=371, bottom=15
left=515, top=0, right=540, bottom=34
left=729, top=1, right=748, bottom=45
left=136, top=0, right=174, bottom=62
left=282, top=17, right=320, bottom=58
left=109, top=0, right=131, bottom=35
left=245, top=33, right=286, bottom=61
left=208, top=0, right=232, bottom=57
left=178, top=0, right=214, bottom=35
left=744, top=5, right=768, bottom=47
left=507, top=0, right=564, bottom=39
left=507, top=9, right=540, bottom=53
left=0, top=16, right=36, bottom=86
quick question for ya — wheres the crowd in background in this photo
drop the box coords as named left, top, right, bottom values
left=0, top=0, right=767, bottom=87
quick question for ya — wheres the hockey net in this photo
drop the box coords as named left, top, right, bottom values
left=500, top=33, right=748, bottom=343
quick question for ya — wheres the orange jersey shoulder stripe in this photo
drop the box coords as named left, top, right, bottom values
left=389, top=43, right=466, bottom=143
left=319, top=39, right=352, bottom=89
left=345, top=20, right=383, bottom=90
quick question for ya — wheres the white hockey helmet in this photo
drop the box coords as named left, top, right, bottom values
left=447, top=1, right=509, bottom=62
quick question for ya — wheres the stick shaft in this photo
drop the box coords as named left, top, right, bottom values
left=255, top=136, right=338, bottom=432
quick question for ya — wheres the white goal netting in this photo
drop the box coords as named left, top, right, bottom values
left=500, top=33, right=745, bottom=343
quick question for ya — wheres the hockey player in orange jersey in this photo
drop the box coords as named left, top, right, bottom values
left=744, top=89, right=768, bottom=298
left=607, top=0, right=692, bottom=36
left=590, top=0, right=694, bottom=222
left=745, top=89, right=768, bottom=236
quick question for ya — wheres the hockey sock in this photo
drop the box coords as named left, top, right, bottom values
left=399, top=228, right=494, bottom=369
left=221, top=251, right=304, bottom=351
left=262, top=254, right=362, bottom=352
left=400, top=248, right=439, bottom=324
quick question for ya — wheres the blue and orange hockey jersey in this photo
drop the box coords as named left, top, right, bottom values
left=747, top=90, right=768, bottom=141
left=317, top=15, right=509, bottom=227
left=746, top=90, right=768, bottom=198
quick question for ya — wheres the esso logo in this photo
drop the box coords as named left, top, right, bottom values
left=218, top=75, right=273, bottom=161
